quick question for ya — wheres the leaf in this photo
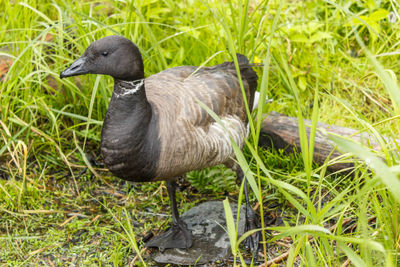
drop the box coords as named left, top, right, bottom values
left=369, top=9, right=390, bottom=22
left=270, top=224, right=332, bottom=241
left=291, top=33, right=308, bottom=43
left=351, top=9, right=389, bottom=31
left=368, top=21, right=380, bottom=39
left=304, top=21, right=323, bottom=34
left=147, top=8, right=171, bottom=18
left=327, top=235, right=385, bottom=253
left=338, top=242, right=366, bottom=267
left=384, top=69, right=398, bottom=84
left=298, top=76, right=307, bottom=91
left=309, top=31, right=332, bottom=42
left=231, top=141, right=261, bottom=202
left=352, top=16, right=368, bottom=25
left=177, top=26, right=201, bottom=39
left=366, top=0, right=376, bottom=10
left=306, top=242, right=317, bottom=266
left=223, top=198, right=236, bottom=254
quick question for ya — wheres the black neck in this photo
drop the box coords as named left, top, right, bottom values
left=100, top=78, right=159, bottom=181
left=102, top=79, right=151, bottom=142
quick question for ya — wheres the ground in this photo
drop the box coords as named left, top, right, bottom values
left=1, top=0, right=399, bottom=266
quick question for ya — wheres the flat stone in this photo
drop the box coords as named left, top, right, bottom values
left=151, top=201, right=245, bottom=266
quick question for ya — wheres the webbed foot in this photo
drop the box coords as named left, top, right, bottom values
left=145, top=219, right=193, bottom=252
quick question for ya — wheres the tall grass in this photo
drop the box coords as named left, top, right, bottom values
left=215, top=1, right=400, bottom=266
left=0, top=0, right=399, bottom=266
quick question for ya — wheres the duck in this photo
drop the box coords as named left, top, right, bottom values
left=60, top=35, right=260, bottom=252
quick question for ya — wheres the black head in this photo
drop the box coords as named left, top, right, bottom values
left=60, top=35, right=144, bottom=81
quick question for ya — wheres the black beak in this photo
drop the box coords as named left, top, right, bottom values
left=60, top=57, right=89, bottom=79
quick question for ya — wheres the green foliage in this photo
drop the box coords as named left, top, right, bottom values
left=1, top=0, right=400, bottom=266
left=186, top=165, right=236, bottom=194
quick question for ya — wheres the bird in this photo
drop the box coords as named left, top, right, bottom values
left=60, top=35, right=260, bottom=252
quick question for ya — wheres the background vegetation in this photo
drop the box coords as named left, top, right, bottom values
left=0, top=0, right=399, bottom=266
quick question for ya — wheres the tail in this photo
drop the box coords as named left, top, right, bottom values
left=208, top=53, right=259, bottom=110
left=235, top=54, right=258, bottom=111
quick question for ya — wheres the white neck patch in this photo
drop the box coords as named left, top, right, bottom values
left=115, top=79, right=144, bottom=98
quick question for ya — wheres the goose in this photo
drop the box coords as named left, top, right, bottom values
left=60, top=35, right=260, bottom=252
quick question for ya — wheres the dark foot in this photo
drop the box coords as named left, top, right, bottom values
left=145, top=219, right=193, bottom=252
left=243, top=204, right=262, bottom=254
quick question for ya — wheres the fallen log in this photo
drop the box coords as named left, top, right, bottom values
left=258, top=112, right=398, bottom=172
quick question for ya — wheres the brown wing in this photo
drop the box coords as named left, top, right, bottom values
left=146, top=65, right=251, bottom=123
left=144, top=64, right=255, bottom=179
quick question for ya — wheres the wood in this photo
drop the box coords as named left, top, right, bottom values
left=258, top=112, right=397, bottom=172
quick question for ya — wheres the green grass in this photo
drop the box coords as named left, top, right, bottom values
left=1, top=0, right=400, bottom=266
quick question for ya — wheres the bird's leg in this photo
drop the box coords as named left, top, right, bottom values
left=236, top=168, right=261, bottom=255
left=145, top=180, right=193, bottom=252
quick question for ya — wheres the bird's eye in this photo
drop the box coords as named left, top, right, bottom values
left=102, top=51, right=108, bottom=56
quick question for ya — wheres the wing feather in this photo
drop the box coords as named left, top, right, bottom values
left=144, top=65, right=254, bottom=179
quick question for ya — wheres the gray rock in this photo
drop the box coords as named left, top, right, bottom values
left=152, top=200, right=245, bottom=266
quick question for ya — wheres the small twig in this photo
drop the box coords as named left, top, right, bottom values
left=368, top=216, right=377, bottom=223
left=47, top=257, right=56, bottom=267
left=25, top=244, right=57, bottom=257
left=129, top=248, right=147, bottom=267
left=264, top=251, right=290, bottom=266
left=276, top=241, right=291, bottom=248
left=331, top=218, right=353, bottom=232
left=151, top=182, right=165, bottom=197
left=359, top=87, right=390, bottom=114
left=253, top=201, right=260, bottom=211
left=86, top=214, right=102, bottom=227
left=98, top=189, right=126, bottom=198
left=135, top=211, right=169, bottom=218
left=66, top=213, right=89, bottom=218
left=22, top=209, right=61, bottom=214
left=59, top=214, right=78, bottom=227
left=341, top=257, right=351, bottom=267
